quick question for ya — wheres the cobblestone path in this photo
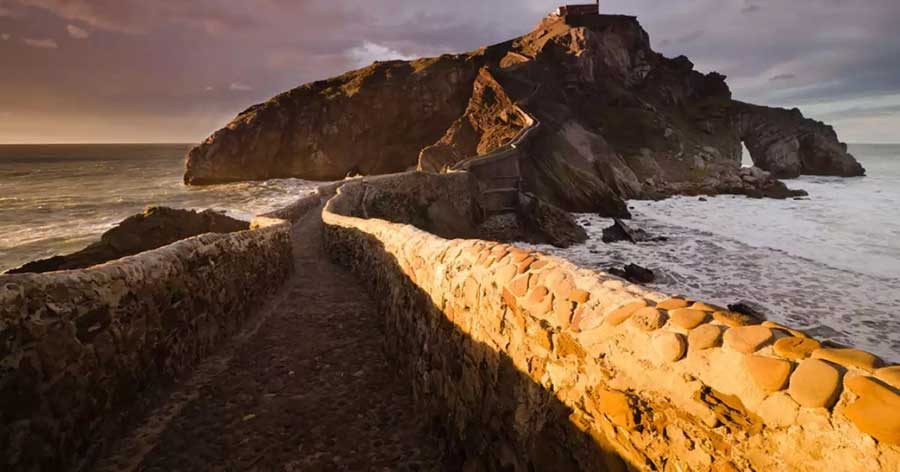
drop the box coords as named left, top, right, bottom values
left=94, top=209, right=453, bottom=471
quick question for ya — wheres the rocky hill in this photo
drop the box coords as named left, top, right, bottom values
left=184, top=13, right=864, bottom=214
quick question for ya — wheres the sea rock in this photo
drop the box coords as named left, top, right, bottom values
left=713, top=310, right=761, bottom=328
left=518, top=193, right=588, bottom=248
left=727, top=301, right=768, bottom=322
left=602, top=219, right=666, bottom=244
left=608, top=264, right=655, bottom=284
left=737, top=103, right=865, bottom=179
left=6, top=207, right=249, bottom=274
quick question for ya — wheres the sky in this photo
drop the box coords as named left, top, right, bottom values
left=0, top=0, right=898, bottom=144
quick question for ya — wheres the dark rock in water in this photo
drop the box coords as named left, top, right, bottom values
left=602, top=218, right=667, bottom=244
left=609, top=264, right=655, bottom=284
left=520, top=193, right=588, bottom=248
left=6, top=207, right=249, bottom=274
left=698, top=197, right=708, bottom=202
left=728, top=301, right=768, bottom=322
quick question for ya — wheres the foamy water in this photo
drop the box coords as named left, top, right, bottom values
left=0, top=144, right=317, bottom=272
left=526, top=144, right=900, bottom=362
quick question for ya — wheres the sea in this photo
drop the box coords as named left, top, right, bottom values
left=1, top=143, right=898, bottom=361
left=0, top=144, right=317, bottom=273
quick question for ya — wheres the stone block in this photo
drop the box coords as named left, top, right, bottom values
left=688, top=324, right=724, bottom=351
left=508, top=274, right=531, bottom=297
left=630, top=307, right=667, bottom=332
left=604, top=300, right=648, bottom=327
left=773, top=337, right=820, bottom=361
left=555, top=332, right=586, bottom=359
left=591, top=388, right=636, bottom=429
left=843, top=375, right=900, bottom=445
left=657, top=297, right=689, bottom=310
left=812, top=348, right=883, bottom=372
left=669, top=308, right=708, bottom=330
left=690, top=302, right=726, bottom=312
left=745, top=355, right=793, bottom=392
left=653, top=332, right=687, bottom=362
left=757, top=392, right=799, bottom=428
left=788, top=359, right=842, bottom=409
left=569, top=288, right=590, bottom=304
left=723, top=326, right=773, bottom=353
left=552, top=299, right=575, bottom=328
left=875, top=366, right=900, bottom=389
left=494, top=263, right=518, bottom=286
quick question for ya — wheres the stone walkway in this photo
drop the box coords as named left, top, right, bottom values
left=94, top=209, right=453, bottom=471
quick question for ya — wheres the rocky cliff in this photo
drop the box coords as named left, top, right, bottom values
left=184, top=12, right=864, bottom=213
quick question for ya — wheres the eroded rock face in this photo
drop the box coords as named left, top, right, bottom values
left=185, top=12, right=863, bottom=211
left=6, top=207, right=249, bottom=274
left=417, top=68, right=527, bottom=172
left=737, top=102, right=865, bottom=178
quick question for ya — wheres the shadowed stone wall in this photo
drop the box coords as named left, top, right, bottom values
left=323, top=178, right=900, bottom=471
left=0, top=216, right=294, bottom=472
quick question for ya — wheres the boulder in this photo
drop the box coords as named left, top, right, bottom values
left=608, top=264, right=656, bottom=284
left=602, top=219, right=667, bottom=244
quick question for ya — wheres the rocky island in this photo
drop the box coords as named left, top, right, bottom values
left=185, top=12, right=863, bottom=215
left=2, top=7, right=895, bottom=472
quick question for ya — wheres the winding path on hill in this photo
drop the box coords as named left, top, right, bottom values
left=94, top=208, right=454, bottom=471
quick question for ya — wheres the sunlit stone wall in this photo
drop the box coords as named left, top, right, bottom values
left=323, top=178, right=900, bottom=471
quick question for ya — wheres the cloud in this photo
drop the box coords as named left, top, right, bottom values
left=23, top=38, right=58, bottom=49
left=228, top=82, right=252, bottom=92
left=66, top=24, right=90, bottom=39
left=819, top=103, right=900, bottom=121
left=1, top=0, right=899, bottom=143
left=346, top=41, right=417, bottom=68
left=769, top=73, right=796, bottom=81
left=13, top=0, right=255, bottom=35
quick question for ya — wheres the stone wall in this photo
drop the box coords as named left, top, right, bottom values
left=260, top=190, right=323, bottom=223
left=0, top=216, right=293, bottom=472
left=323, top=179, right=900, bottom=471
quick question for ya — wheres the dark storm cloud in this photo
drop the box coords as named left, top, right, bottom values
left=0, top=0, right=898, bottom=142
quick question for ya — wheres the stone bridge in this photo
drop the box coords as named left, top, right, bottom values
left=1, top=175, right=899, bottom=470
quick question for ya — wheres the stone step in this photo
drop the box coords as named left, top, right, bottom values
left=481, top=187, right=519, bottom=195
